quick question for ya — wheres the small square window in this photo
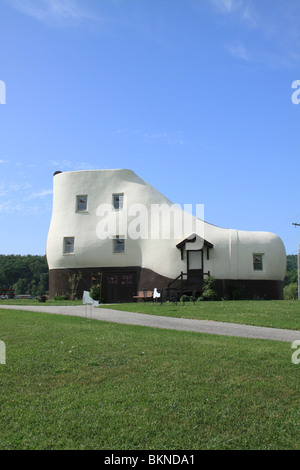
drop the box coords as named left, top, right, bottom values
left=113, top=193, right=124, bottom=210
left=108, top=275, right=119, bottom=285
left=76, top=195, right=87, bottom=212
left=253, top=254, right=263, bottom=271
left=63, top=237, right=75, bottom=254
left=122, top=274, right=133, bottom=285
left=113, top=236, right=125, bottom=253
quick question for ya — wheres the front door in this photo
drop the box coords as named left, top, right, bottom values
left=187, top=250, right=203, bottom=284
left=103, top=272, right=137, bottom=303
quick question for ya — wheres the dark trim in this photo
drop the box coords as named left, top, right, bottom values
left=176, top=233, right=214, bottom=249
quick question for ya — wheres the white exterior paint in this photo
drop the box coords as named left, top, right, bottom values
left=46, top=169, right=286, bottom=282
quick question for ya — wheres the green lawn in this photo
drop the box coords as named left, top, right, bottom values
left=101, top=300, right=300, bottom=331
left=0, top=308, right=300, bottom=450
left=0, top=299, right=82, bottom=306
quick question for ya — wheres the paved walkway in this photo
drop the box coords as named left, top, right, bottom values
left=1, top=304, right=300, bottom=343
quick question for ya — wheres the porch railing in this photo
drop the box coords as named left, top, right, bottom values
left=167, top=271, right=187, bottom=290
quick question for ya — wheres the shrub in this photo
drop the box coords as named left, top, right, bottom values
left=54, top=294, right=69, bottom=301
left=89, top=284, right=102, bottom=301
left=201, top=288, right=219, bottom=301
left=180, top=294, right=193, bottom=304
left=284, top=283, right=298, bottom=300
left=68, top=272, right=82, bottom=301
left=199, top=276, right=219, bottom=301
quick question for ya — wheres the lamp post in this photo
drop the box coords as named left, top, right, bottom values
left=292, top=223, right=300, bottom=300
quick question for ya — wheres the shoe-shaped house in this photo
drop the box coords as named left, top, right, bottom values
left=46, top=169, right=286, bottom=302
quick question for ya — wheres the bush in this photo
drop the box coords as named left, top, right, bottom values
left=199, top=276, right=219, bottom=301
left=180, top=294, right=193, bottom=304
left=201, top=288, right=219, bottom=301
left=284, top=283, right=298, bottom=300
left=54, top=294, right=70, bottom=301
left=89, top=285, right=102, bottom=301
left=68, top=272, right=82, bottom=301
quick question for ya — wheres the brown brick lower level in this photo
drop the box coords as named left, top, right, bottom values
left=49, top=267, right=284, bottom=302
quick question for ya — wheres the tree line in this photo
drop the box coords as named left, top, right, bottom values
left=284, top=254, right=298, bottom=299
left=0, top=255, right=49, bottom=297
left=0, top=253, right=297, bottom=298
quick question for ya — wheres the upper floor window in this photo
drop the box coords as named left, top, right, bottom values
left=63, top=237, right=75, bottom=255
left=253, top=254, right=263, bottom=271
left=76, top=195, right=88, bottom=212
left=113, top=236, right=125, bottom=253
left=113, top=193, right=124, bottom=210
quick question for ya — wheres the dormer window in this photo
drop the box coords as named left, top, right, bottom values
left=113, top=193, right=124, bottom=210
left=76, top=195, right=88, bottom=212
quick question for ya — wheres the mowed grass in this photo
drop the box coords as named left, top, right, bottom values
left=0, top=299, right=82, bottom=306
left=101, top=300, right=300, bottom=331
left=3, top=299, right=300, bottom=330
left=0, top=308, right=300, bottom=450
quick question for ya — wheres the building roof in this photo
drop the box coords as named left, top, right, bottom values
left=176, top=233, right=214, bottom=249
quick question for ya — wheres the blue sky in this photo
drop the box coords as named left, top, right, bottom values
left=0, top=0, right=300, bottom=256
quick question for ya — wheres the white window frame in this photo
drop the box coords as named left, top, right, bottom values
left=112, top=193, right=124, bottom=211
left=63, top=237, right=75, bottom=255
left=76, top=195, right=88, bottom=212
left=113, top=236, right=125, bottom=254
left=253, top=253, right=264, bottom=271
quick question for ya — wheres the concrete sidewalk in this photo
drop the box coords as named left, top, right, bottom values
left=1, top=304, right=300, bottom=343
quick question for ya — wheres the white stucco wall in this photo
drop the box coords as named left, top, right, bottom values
left=46, top=169, right=286, bottom=282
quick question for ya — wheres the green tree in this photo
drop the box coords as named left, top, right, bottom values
left=68, top=272, right=82, bottom=300
left=287, top=254, right=297, bottom=271
left=285, top=254, right=298, bottom=286
left=284, top=283, right=298, bottom=300
left=0, top=254, right=48, bottom=294
left=13, top=278, right=29, bottom=295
